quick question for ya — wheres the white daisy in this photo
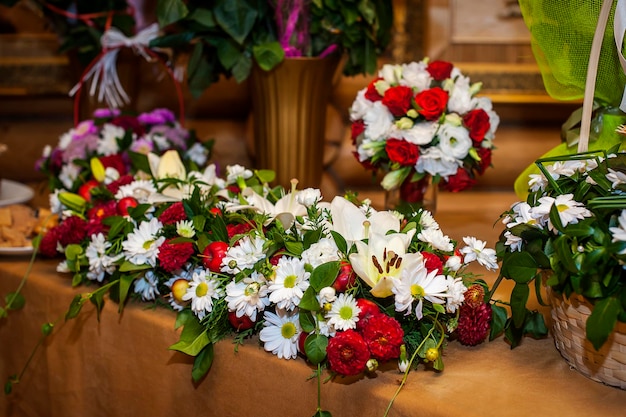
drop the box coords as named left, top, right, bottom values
left=122, top=218, right=166, bottom=267
left=85, top=233, right=123, bottom=282
left=607, top=168, right=626, bottom=189
left=504, top=231, right=524, bottom=252
left=182, top=269, right=224, bottom=320
left=610, top=210, right=626, bottom=254
left=115, top=180, right=158, bottom=204
left=134, top=270, right=161, bottom=301
left=176, top=220, right=195, bottom=238
left=460, top=237, right=498, bottom=271
left=221, top=235, right=267, bottom=274
left=225, top=271, right=270, bottom=321
left=326, top=293, right=360, bottom=331
left=259, top=309, right=301, bottom=359
left=532, top=194, right=592, bottom=232
left=392, top=260, right=450, bottom=320
left=268, top=257, right=310, bottom=311
left=59, top=162, right=81, bottom=190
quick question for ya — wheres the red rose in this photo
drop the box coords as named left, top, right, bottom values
left=475, top=147, right=492, bottom=175
left=158, top=201, right=187, bottom=225
left=421, top=251, right=444, bottom=274
left=457, top=302, right=492, bottom=346
left=326, top=330, right=370, bottom=376
left=364, top=77, right=383, bottom=102
left=157, top=238, right=195, bottom=273
left=385, top=138, right=419, bottom=166
left=351, top=120, right=365, bottom=142
left=382, top=85, right=414, bottom=117
left=99, top=154, right=128, bottom=176
left=426, top=60, right=454, bottom=81
left=415, top=87, right=448, bottom=121
left=359, top=314, right=404, bottom=362
left=463, top=109, right=491, bottom=143
left=441, top=167, right=477, bottom=192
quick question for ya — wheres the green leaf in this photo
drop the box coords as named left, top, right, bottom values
left=169, top=314, right=210, bottom=356
left=127, top=150, right=152, bottom=175
left=432, top=303, right=445, bottom=314
left=90, top=291, right=105, bottom=321
left=523, top=311, right=549, bottom=338
left=299, top=310, right=316, bottom=333
left=548, top=203, right=566, bottom=234
left=216, top=38, right=242, bottom=70
left=4, top=380, right=12, bottom=395
left=489, top=304, right=508, bottom=340
left=231, top=54, right=253, bottom=83
left=330, top=230, right=348, bottom=255
left=156, top=0, right=189, bottom=27
left=304, top=333, right=328, bottom=365
left=252, top=42, right=285, bottom=71
left=65, top=294, right=85, bottom=320
left=502, top=251, right=538, bottom=284
left=214, top=0, right=258, bottom=45
left=192, top=343, right=214, bottom=382
left=119, top=261, right=151, bottom=272
left=118, top=274, right=136, bottom=312
left=313, top=411, right=332, bottom=417
left=510, top=283, right=530, bottom=329
left=255, top=169, right=276, bottom=183
left=299, top=286, right=321, bottom=311
left=285, top=241, right=304, bottom=257
left=310, top=261, right=340, bottom=291
left=552, top=236, right=579, bottom=273
left=586, top=296, right=621, bottom=350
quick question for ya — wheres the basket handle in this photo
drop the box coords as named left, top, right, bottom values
left=579, top=0, right=615, bottom=153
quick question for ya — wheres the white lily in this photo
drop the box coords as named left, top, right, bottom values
left=324, top=196, right=406, bottom=247
left=349, top=230, right=423, bottom=298
left=146, top=150, right=189, bottom=203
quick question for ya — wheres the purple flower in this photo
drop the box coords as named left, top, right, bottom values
left=93, top=108, right=121, bottom=119
left=137, top=108, right=176, bottom=125
left=130, top=138, right=154, bottom=154
left=72, top=120, right=98, bottom=140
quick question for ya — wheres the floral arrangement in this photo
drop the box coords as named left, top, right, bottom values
left=492, top=146, right=626, bottom=350
left=350, top=58, right=499, bottom=196
left=18, top=113, right=501, bottom=415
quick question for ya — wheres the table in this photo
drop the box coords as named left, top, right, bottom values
left=1, top=192, right=626, bottom=417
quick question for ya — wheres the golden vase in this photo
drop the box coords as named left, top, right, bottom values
left=250, top=55, right=341, bottom=189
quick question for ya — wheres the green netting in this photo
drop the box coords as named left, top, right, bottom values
left=519, top=0, right=626, bottom=106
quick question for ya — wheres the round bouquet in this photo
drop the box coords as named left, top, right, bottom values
left=350, top=58, right=499, bottom=201
left=31, top=134, right=500, bottom=414
left=36, top=107, right=210, bottom=197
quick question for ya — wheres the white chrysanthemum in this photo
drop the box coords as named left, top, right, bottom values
left=103, top=167, right=120, bottom=185
left=437, top=123, right=473, bottom=160
left=419, top=210, right=440, bottom=231
left=115, top=180, right=158, bottom=204
left=122, top=218, right=166, bottom=267
left=97, top=123, right=125, bottom=156
left=504, top=231, right=524, bottom=252
left=296, top=188, right=322, bottom=207
left=59, top=163, right=81, bottom=190
left=314, top=315, right=336, bottom=338
left=146, top=131, right=169, bottom=151
left=186, top=142, right=208, bottom=166
left=392, top=260, right=450, bottom=320
left=363, top=101, right=395, bottom=141
left=532, top=194, right=592, bottom=232
left=607, top=168, right=626, bottom=189
left=444, top=254, right=462, bottom=272
left=610, top=209, right=626, bottom=254
left=326, top=293, right=360, bottom=331
left=268, top=257, right=310, bottom=311
left=400, top=60, right=430, bottom=90
left=460, top=236, right=498, bottom=271
left=221, top=235, right=267, bottom=274
left=417, top=227, right=454, bottom=252
left=415, top=146, right=460, bottom=179
left=259, top=309, right=301, bottom=359
left=176, top=220, right=195, bottom=238
left=300, top=238, right=340, bottom=268
left=446, top=277, right=467, bottom=314
left=226, top=164, right=253, bottom=184
left=318, top=286, right=337, bottom=306
left=350, top=89, right=374, bottom=121
left=506, top=201, right=541, bottom=228
left=394, top=120, right=438, bottom=145
left=85, top=233, right=122, bottom=282
left=225, top=271, right=270, bottom=321
left=134, top=270, right=161, bottom=301
left=182, top=269, right=224, bottom=320
left=57, top=131, right=72, bottom=150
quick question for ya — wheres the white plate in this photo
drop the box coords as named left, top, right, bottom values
left=0, top=180, right=34, bottom=207
left=0, top=245, right=34, bottom=256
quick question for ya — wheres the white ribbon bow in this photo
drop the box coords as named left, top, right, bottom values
left=69, top=23, right=161, bottom=109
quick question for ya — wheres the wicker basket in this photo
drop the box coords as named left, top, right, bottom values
left=547, top=288, right=626, bottom=389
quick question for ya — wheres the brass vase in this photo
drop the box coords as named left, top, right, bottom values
left=250, top=55, right=341, bottom=189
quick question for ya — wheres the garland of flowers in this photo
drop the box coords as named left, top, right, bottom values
left=7, top=108, right=500, bottom=416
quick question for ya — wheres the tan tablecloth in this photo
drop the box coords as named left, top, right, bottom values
left=1, top=192, right=626, bottom=417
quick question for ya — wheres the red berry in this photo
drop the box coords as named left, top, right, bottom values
left=209, top=207, right=222, bottom=216
left=356, top=298, right=380, bottom=320
left=202, top=241, right=229, bottom=272
left=77, top=179, right=100, bottom=202
left=116, top=196, right=139, bottom=216
left=298, top=331, right=309, bottom=355
left=227, top=311, right=255, bottom=331
left=332, top=261, right=357, bottom=292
